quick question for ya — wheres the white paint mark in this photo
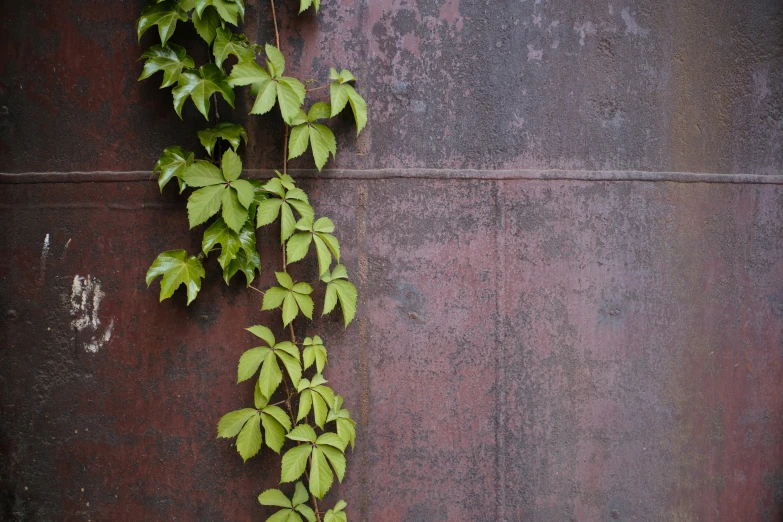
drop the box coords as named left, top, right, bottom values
left=621, top=7, right=649, bottom=37
left=527, top=44, right=543, bottom=61
left=573, top=21, right=596, bottom=46
left=62, top=238, right=72, bottom=261
left=70, top=275, right=113, bottom=353
left=40, top=234, right=50, bottom=282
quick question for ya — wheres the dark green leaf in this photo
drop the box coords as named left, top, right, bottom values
left=213, top=28, right=254, bottom=68
left=146, top=250, right=205, bottom=304
left=192, top=5, right=221, bottom=44
left=172, top=64, right=235, bottom=119
left=153, top=146, right=193, bottom=192
left=137, top=1, right=187, bottom=45
left=202, top=218, right=241, bottom=268
left=198, top=123, right=248, bottom=156
left=139, top=43, right=194, bottom=88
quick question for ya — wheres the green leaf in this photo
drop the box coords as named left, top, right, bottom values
left=286, top=232, right=312, bottom=264
left=258, top=350, right=283, bottom=398
left=287, top=424, right=317, bottom=443
left=308, top=102, right=331, bottom=122
left=216, top=408, right=257, bottom=438
left=172, top=64, right=235, bottom=119
left=202, top=218, right=241, bottom=269
left=232, top=179, right=255, bottom=208
left=139, top=44, right=194, bottom=88
left=308, top=447, right=333, bottom=499
left=153, top=146, right=193, bottom=192
left=336, top=417, right=356, bottom=449
left=223, top=248, right=260, bottom=287
left=280, top=201, right=296, bottom=242
left=330, top=82, right=367, bottom=135
left=296, top=389, right=312, bottom=422
left=265, top=44, right=285, bottom=77
left=258, top=489, right=292, bottom=508
left=319, top=444, right=346, bottom=482
left=281, top=444, right=312, bottom=482
left=250, top=79, right=278, bottom=115
left=323, top=500, right=347, bottom=522
left=318, top=233, right=340, bottom=262
left=256, top=198, right=283, bottom=227
left=264, top=44, right=285, bottom=78
left=237, top=347, right=269, bottom=382
left=247, top=324, right=275, bottom=346
left=221, top=149, right=242, bottom=181
left=292, top=292, right=314, bottom=320
left=222, top=188, right=248, bottom=232
left=276, top=351, right=302, bottom=386
left=262, top=404, right=292, bottom=432
left=276, top=272, right=293, bottom=289
left=316, top=432, right=347, bottom=451
left=312, top=235, right=332, bottom=276
left=292, top=481, right=309, bottom=507
left=277, top=82, right=303, bottom=125
left=261, top=413, right=286, bottom=453
left=267, top=510, right=298, bottom=522
left=311, top=391, right=327, bottom=429
left=282, top=293, right=299, bottom=326
left=309, top=124, right=335, bottom=171
left=296, top=505, right=316, bottom=522
left=288, top=200, right=314, bottom=222
left=261, top=286, right=288, bottom=310
left=288, top=124, right=310, bottom=160
left=236, top=412, right=262, bottom=461
left=137, top=1, right=187, bottom=45
left=183, top=160, right=224, bottom=187
left=192, top=5, right=221, bottom=44
left=213, top=28, right=254, bottom=68
left=303, top=336, right=327, bottom=374
left=213, top=0, right=243, bottom=25
left=187, top=184, right=224, bottom=229
left=198, top=123, right=248, bottom=156
left=146, top=250, right=205, bottom=304
left=322, top=266, right=357, bottom=327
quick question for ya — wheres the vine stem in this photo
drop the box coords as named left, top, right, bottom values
left=268, top=0, right=322, bottom=518
left=305, top=84, right=330, bottom=93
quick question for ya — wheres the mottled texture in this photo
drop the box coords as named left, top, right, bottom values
left=2, top=0, right=783, bottom=521
left=1, top=0, right=782, bottom=173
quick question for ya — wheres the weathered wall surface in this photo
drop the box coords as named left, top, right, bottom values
left=2, top=1, right=783, bottom=521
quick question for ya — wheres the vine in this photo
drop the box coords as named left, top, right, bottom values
left=136, top=1, right=366, bottom=520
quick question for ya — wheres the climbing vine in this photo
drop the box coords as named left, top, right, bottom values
left=137, top=1, right=366, bottom=520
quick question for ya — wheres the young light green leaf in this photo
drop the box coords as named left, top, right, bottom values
left=324, top=501, right=348, bottom=522
left=319, top=445, right=346, bottom=482
left=258, top=489, right=292, bottom=508
left=280, top=201, right=296, bottom=243
left=258, top=350, right=283, bottom=398
left=309, top=124, right=336, bottom=171
left=287, top=424, right=317, bottom=443
left=286, top=232, right=312, bottom=264
left=296, top=389, right=313, bottom=422
left=146, top=250, right=205, bottom=304
left=281, top=444, right=312, bottom=482
left=198, top=122, right=248, bottom=156
left=139, top=44, right=194, bottom=88
left=265, top=44, right=285, bottom=77
left=308, top=102, right=331, bottom=122
left=308, top=447, right=333, bottom=499
left=296, top=505, right=316, bottom=522
left=292, top=291, right=314, bottom=320
left=330, top=81, right=367, bottom=134
left=153, top=146, right=193, bottom=192
left=282, top=293, right=299, bottom=325
left=277, top=81, right=304, bottom=124
left=303, top=336, right=327, bottom=374
left=217, top=408, right=258, bottom=438
left=172, top=64, right=235, bottom=120
left=221, top=149, right=242, bottom=181
left=137, top=1, right=187, bottom=45
left=221, top=188, right=248, bottom=232
left=321, top=265, right=357, bottom=327
left=299, top=0, right=321, bottom=13
left=236, top=412, right=262, bottom=461
left=247, top=324, right=275, bottom=346
left=192, top=5, right=221, bottom=44
left=287, top=124, right=310, bottom=160
left=316, top=432, right=347, bottom=452
left=260, top=412, right=286, bottom=453
left=237, top=347, right=269, bottom=382
left=262, top=405, right=292, bottom=432
left=213, top=28, right=254, bottom=68
left=256, top=198, right=284, bottom=227
left=261, top=286, right=288, bottom=310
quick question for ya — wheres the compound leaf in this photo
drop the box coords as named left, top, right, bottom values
left=146, top=250, right=205, bottom=304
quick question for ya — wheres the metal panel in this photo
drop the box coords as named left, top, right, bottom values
left=1, top=0, right=783, bottom=521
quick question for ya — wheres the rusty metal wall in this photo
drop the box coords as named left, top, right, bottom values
left=2, top=1, right=783, bottom=521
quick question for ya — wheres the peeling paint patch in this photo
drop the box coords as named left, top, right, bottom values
left=527, top=45, right=543, bottom=61
left=70, top=275, right=113, bottom=353
left=574, top=21, right=596, bottom=46
left=40, top=234, right=50, bottom=282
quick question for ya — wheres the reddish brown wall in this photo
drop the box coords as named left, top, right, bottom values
left=2, top=1, right=783, bottom=521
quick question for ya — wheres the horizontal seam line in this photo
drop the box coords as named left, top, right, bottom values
left=2, top=168, right=783, bottom=185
